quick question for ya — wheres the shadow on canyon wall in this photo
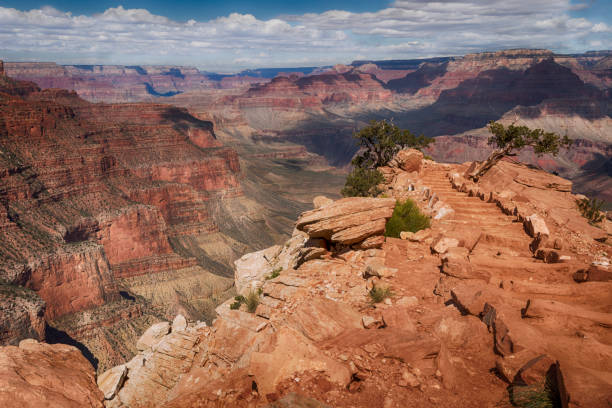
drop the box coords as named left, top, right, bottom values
left=46, top=325, right=99, bottom=370
left=281, top=59, right=611, bottom=169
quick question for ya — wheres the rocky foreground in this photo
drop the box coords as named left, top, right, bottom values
left=1, top=150, right=611, bottom=407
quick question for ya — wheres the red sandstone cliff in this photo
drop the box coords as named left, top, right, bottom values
left=0, top=67, right=247, bottom=371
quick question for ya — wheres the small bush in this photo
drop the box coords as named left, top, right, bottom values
left=511, top=381, right=558, bottom=408
left=230, top=295, right=246, bottom=310
left=369, top=285, right=394, bottom=303
left=229, top=291, right=260, bottom=313
left=265, top=267, right=282, bottom=280
left=341, top=167, right=384, bottom=197
left=577, top=197, right=605, bottom=224
left=245, top=291, right=260, bottom=313
left=384, top=199, right=430, bottom=238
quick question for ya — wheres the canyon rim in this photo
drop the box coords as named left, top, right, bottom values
left=0, top=1, right=611, bottom=407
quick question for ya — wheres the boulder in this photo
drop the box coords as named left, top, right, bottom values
left=353, top=235, right=385, bottom=250
left=441, top=247, right=473, bottom=279
left=296, top=246, right=326, bottom=266
left=535, top=249, right=560, bottom=264
left=362, top=315, right=384, bottom=329
left=524, top=214, right=550, bottom=238
left=495, top=349, right=554, bottom=385
left=136, top=321, right=170, bottom=351
left=514, top=354, right=556, bottom=386
left=393, top=149, right=424, bottom=173
left=431, top=236, right=460, bottom=254
left=172, top=314, right=187, bottom=332
left=97, top=364, right=127, bottom=400
left=363, top=260, right=397, bottom=279
left=400, top=231, right=415, bottom=240
left=450, top=280, right=494, bottom=316
left=410, top=228, right=432, bottom=242
left=296, top=197, right=395, bottom=246
left=234, top=245, right=283, bottom=294
left=572, top=265, right=612, bottom=283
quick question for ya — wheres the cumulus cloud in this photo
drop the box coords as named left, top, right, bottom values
left=0, top=1, right=610, bottom=71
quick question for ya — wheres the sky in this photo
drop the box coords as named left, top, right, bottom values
left=0, top=0, right=610, bottom=72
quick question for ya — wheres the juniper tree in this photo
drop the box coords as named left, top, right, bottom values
left=342, top=120, right=432, bottom=197
left=470, top=121, right=572, bottom=180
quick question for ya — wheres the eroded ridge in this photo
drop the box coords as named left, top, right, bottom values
left=3, top=150, right=611, bottom=407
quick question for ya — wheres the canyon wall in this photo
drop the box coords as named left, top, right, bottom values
left=1, top=48, right=610, bottom=366
left=149, top=49, right=611, bottom=201
left=0, top=66, right=300, bottom=372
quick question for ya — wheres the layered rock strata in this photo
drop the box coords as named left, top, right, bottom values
left=89, top=151, right=610, bottom=407
left=0, top=67, right=259, bottom=372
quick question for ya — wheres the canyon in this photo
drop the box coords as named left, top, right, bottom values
left=3, top=150, right=610, bottom=407
left=7, top=49, right=609, bottom=202
left=0, top=63, right=343, bottom=373
left=0, top=47, right=610, bottom=406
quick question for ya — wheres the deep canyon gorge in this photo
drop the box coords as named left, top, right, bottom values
left=0, top=47, right=611, bottom=407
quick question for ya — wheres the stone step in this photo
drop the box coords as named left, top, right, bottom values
left=469, top=255, right=571, bottom=275
left=444, top=202, right=498, bottom=209
left=438, top=220, right=520, bottom=228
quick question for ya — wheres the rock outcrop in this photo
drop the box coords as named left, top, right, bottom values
left=0, top=340, right=103, bottom=407
left=89, top=150, right=610, bottom=408
left=296, top=197, right=395, bottom=246
left=0, top=285, right=45, bottom=345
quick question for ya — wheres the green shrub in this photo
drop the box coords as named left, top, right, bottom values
left=229, top=291, right=260, bottom=313
left=369, top=285, right=394, bottom=303
left=229, top=295, right=246, bottom=310
left=577, top=197, right=605, bottom=224
left=511, top=381, right=559, bottom=408
left=341, top=167, right=384, bottom=197
left=384, top=199, right=430, bottom=238
left=265, top=267, right=282, bottom=280
left=245, top=291, right=260, bottom=313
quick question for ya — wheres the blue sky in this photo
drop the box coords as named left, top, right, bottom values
left=0, top=1, right=390, bottom=20
left=0, top=0, right=610, bottom=71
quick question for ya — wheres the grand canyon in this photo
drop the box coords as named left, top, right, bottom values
left=0, top=1, right=611, bottom=406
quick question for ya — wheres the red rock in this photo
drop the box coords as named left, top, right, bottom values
left=431, top=236, right=460, bottom=254
left=392, top=149, right=424, bottom=173
left=296, top=197, right=395, bottom=246
left=572, top=265, right=612, bottom=282
left=441, top=247, right=474, bottom=279
left=524, top=213, right=550, bottom=238
left=249, top=327, right=352, bottom=396
left=0, top=71, right=243, bottom=372
left=0, top=341, right=103, bottom=407
left=535, top=248, right=560, bottom=263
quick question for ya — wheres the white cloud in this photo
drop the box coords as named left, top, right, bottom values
left=0, top=1, right=610, bottom=71
left=592, top=22, right=611, bottom=32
